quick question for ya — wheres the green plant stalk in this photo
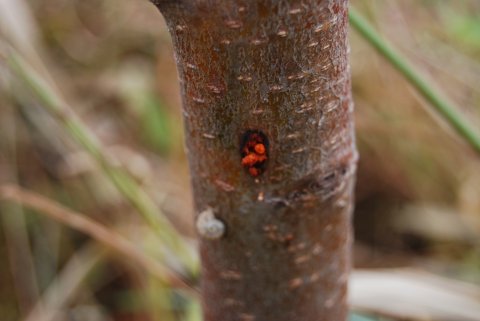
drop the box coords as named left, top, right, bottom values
left=349, top=7, right=480, bottom=154
left=6, top=51, right=198, bottom=274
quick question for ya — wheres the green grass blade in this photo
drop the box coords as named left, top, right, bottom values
left=349, top=7, right=480, bottom=154
left=5, top=50, right=197, bottom=274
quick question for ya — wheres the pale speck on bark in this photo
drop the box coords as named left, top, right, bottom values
left=151, top=1, right=357, bottom=320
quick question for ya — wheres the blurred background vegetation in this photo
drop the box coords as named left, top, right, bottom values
left=0, top=0, right=479, bottom=320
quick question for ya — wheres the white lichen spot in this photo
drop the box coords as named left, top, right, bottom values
left=220, top=270, right=243, bottom=280
left=317, top=116, right=325, bottom=128
left=193, top=97, right=205, bottom=104
left=335, top=198, right=347, bottom=208
left=202, top=133, right=216, bottom=139
left=299, top=242, right=307, bottom=249
left=289, top=8, right=302, bottom=14
left=310, top=272, right=320, bottom=282
left=257, top=192, right=264, bottom=201
left=312, top=243, right=323, bottom=255
left=225, top=19, right=242, bottom=29
left=296, top=102, right=313, bottom=114
left=262, top=224, right=277, bottom=232
left=287, top=72, right=305, bottom=80
left=269, top=84, right=283, bottom=91
left=308, top=41, right=319, bottom=47
left=238, top=6, right=246, bottom=13
left=224, top=298, right=244, bottom=307
left=294, top=255, right=311, bottom=264
left=277, top=29, right=288, bottom=37
left=175, top=24, right=186, bottom=31
left=295, top=108, right=312, bottom=114
left=250, top=38, right=266, bottom=45
left=214, top=179, right=235, bottom=192
left=320, top=62, right=332, bottom=72
left=186, top=63, right=197, bottom=70
left=286, top=132, right=300, bottom=139
left=207, top=84, right=223, bottom=94
left=314, top=24, right=325, bottom=33
left=221, top=39, right=231, bottom=45
left=239, top=313, right=256, bottom=321
left=324, top=298, right=335, bottom=309
left=237, top=75, right=253, bottom=82
left=292, top=147, right=306, bottom=154
left=289, top=277, right=303, bottom=289
left=325, top=99, right=340, bottom=112
left=196, top=208, right=225, bottom=240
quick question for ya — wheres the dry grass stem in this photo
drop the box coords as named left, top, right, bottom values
left=0, top=185, right=199, bottom=296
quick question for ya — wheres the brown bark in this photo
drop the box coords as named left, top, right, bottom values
left=152, top=1, right=357, bottom=320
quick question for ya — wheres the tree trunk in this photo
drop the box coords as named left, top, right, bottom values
left=152, top=1, right=357, bottom=320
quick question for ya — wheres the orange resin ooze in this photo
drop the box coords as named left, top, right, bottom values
left=241, top=131, right=268, bottom=177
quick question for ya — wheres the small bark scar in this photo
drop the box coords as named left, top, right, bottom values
left=196, top=208, right=225, bottom=240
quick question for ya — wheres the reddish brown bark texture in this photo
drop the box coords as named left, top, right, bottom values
left=152, top=1, right=357, bottom=320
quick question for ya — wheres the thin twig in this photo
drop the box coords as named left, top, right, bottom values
left=0, top=185, right=199, bottom=296
left=349, top=7, right=480, bottom=154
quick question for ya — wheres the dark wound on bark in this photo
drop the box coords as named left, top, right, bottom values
left=152, top=1, right=357, bottom=320
left=241, top=130, right=268, bottom=177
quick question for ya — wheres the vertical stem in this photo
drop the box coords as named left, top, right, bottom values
left=153, top=1, right=357, bottom=320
